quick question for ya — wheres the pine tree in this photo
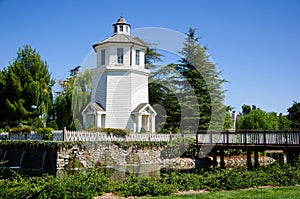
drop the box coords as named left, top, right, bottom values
left=148, top=28, right=227, bottom=133
left=0, top=45, right=53, bottom=127
left=177, top=28, right=227, bottom=131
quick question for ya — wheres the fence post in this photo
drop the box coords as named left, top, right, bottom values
left=244, top=130, right=247, bottom=146
left=285, top=130, right=288, bottom=146
left=63, top=127, right=67, bottom=141
left=263, top=130, right=266, bottom=146
left=226, top=130, right=229, bottom=145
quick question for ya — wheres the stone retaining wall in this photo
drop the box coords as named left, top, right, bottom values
left=56, top=143, right=194, bottom=169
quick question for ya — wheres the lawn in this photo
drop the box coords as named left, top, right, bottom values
left=144, top=186, right=300, bottom=199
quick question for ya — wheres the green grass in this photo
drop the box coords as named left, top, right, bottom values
left=144, top=186, right=300, bottom=199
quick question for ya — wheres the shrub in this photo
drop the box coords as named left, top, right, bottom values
left=140, top=127, right=147, bottom=134
left=101, top=128, right=129, bottom=137
left=161, top=137, right=196, bottom=158
left=74, top=119, right=83, bottom=131
left=10, top=126, right=32, bottom=134
left=48, top=120, right=58, bottom=130
left=35, top=127, right=53, bottom=140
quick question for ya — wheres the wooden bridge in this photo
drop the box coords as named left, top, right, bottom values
left=195, top=130, right=300, bottom=168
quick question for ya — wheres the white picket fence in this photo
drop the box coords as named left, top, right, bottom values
left=59, top=130, right=182, bottom=142
left=0, top=130, right=192, bottom=142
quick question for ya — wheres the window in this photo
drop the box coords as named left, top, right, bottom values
left=114, top=26, right=117, bottom=33
left=119, top=25, right=123, bottom=32
left=126, top=26, right=129, bottom=32
left=117, top=48, right=123, bottom=64
left=101, top=49, right=105, bottom=65
left=135, top=50, right=140, bottom=65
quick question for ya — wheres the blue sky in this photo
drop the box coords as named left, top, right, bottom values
left=0, top=0, right=299, bottom=114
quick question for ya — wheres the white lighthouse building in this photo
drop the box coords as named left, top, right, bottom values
left=82, top=17, right=156, bottom=133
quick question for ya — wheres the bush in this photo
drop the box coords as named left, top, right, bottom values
left=74, top=119, right=83, bottom=131
left=35, top=127, right=53, bottom=140
left=113, top=174, right=174, bottom=197
left=140, top=127, right=147, bottom=134
left=0, top=164, right=300, bottom=198
left=10, top=126, right=32, bottom=134
left=30, top=117, right=44, bottom=129
left=101, top=128, right=129, bottom=137
left=161, top=137, right=196, bottom=158
left=48, top=120, right=58, bottom=130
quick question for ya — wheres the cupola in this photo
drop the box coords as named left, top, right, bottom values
left=113, top=16, right=131, bottom=35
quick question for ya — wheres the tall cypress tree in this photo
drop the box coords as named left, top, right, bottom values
left=0, top=45, right=53, bottom=127
left=177, top=28, right=227, bottom=130
left=149, top=28, right=227, bottom=133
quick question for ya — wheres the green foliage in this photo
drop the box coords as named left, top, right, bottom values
left=278, top=113, right=292, bottom=130
left=287, top=101, right=300, bottom=129
left=10, top=126, right=32, bottom=134
left=140, top=127, right=147, bottom=133
left=112, top=141, right=168, bottom=150
left=101, top=128, right=129, bottom=137
left=30, top=117, right=44, bottom=129
left=242, top=104, right=251, bottom=115
left=237, top=105, right=291, bottom=130
left=149, top=65, right=181, bottom=132
left=0, top=140, right=86, bottom=151
left=55, top=88, right=72, bottom=129
left=149, top=28, right=226, bottom=133
left=0, top=169, right=111, bottom=199
left=0, top=45, right=53, bottom=128
left=87, top=125, right=101, bottom=132
left=35, top=127, right=53, bottom=140
left=113, top=174, right=174, bottom=197
left=0, top=164, right=299, bottom=198
left=223, top=110, right=234, bottom=130
left=54, top=67, right=91, bottom=130
left=73, top=119, right=83, bottom=131
left=47, top=120, right=58, bottom=130
left=161, top=137, right=196, bottom=158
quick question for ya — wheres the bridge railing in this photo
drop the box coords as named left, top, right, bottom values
left=196, top=130, right=300, bottom=146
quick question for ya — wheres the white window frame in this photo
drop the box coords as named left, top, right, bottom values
left=101, top=49, right=105, bottom=65
left=117, top=48, right=124, bottom=64
left=135, top=49, right=140, bottom=65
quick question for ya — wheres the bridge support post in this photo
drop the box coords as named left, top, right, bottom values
left=254, top=151, right=260, bottom=168
left=247, top=150, right=253, bottom=169
left=283, top=153, right=288, bottom=164
left=212, top=151, right=218, bottom=167
left=220, top=150, right=225, bottom=169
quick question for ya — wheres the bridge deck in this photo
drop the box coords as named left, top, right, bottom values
left=195, top=130, right=300, bottom=151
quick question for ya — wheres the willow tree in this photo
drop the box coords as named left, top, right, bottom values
left=55, top=66, right=91, bottom=130
left=0, top=45, right=53, bottom=127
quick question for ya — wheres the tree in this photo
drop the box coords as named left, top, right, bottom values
left=242, top=104, right=251, bottom=115
left=278, top=113, right=292, bottom=130
left=176, top=28, right=226, bottom=131
left=237, top=105, right=291, bottom=130
left=0, top=45, right=53, bottom=127
left=149, top=28, right=227, bottom=132
left=149, top=63, right=181, bottom=132
left=287, top=101, right=300, bottom=129
left=54, top=66, right=91, bottom=130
